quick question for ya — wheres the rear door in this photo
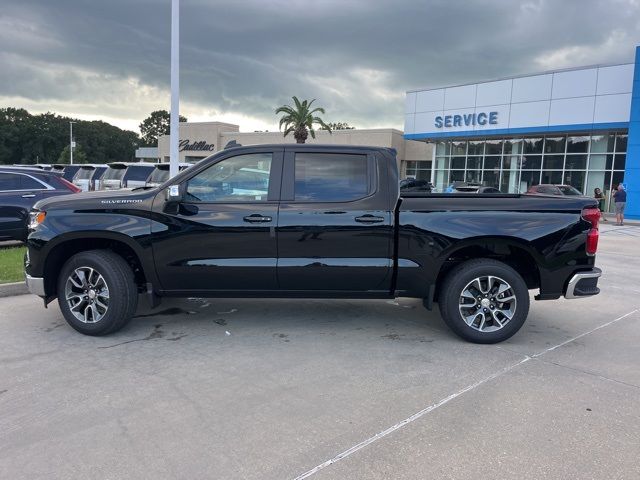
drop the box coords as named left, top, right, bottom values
left=151, top=148, right=283, bottom=292
left=0, top=172, right=45, bottom=240
left=276, top=149, right=393, bottom=293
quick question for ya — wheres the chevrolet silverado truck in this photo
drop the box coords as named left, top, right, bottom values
left=24, top=144, right=602, bottom=343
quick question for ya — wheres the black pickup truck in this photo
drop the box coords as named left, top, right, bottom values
left=24, top=144, right=602, bottom=343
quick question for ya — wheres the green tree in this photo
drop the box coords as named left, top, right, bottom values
left=58, top=144, right=88, bottom=164
left=0, top=108, right=139, bottom=165
left=275, top=97, right=331, bottom=143
left=326, top=122, right=355, bottom=130
left=139, top=110, right=187, bottom=146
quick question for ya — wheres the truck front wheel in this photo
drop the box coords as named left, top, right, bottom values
left=57, top=250, right=138, bottom=336
left=438, top=259, right=529, bottom=344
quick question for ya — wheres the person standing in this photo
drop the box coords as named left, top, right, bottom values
left=594, top=188, right=607, bottom=222
left=612, top=184, right=627, bottom=226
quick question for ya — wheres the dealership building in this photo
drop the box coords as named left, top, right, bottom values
left=404, top=46, right=640, bottom=217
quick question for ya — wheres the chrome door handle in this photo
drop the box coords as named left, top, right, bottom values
left=21, top=194, right=36, bottom=198
left=355, top=215, right=385, bottom=224
left=243, top=214, right=272, bottom=223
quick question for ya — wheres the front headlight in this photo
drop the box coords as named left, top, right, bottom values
left=28, top=210, right=46, bottom=230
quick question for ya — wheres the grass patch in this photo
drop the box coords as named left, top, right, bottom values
left=0, top=246, right=26, bottom=284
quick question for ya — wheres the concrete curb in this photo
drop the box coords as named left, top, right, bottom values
left=0, top=282, right=28, bottom=298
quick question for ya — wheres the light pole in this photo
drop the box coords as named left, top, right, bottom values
left=169, top=0, right=180, bottom=178
left=69, top=121, right=76, bottom=165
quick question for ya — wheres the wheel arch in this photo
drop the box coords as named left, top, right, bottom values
left=42, top=232, right=153, bottom=298
left=433, top=237, right=541, bottom=302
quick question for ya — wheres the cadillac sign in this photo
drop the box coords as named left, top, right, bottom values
left=179, top=139, right=216, bottom=152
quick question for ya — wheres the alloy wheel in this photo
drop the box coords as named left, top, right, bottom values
left=64, top=266, right=110, bottom=323
left=458, top=275, right=517, bottom=332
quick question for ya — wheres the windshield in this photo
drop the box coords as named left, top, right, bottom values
left=558, top=185, right=582, bottom=195
left=148, top=168, right=170, bottom=184
left=103, top=166, right=126, bottom=180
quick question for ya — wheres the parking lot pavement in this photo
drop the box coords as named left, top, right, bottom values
left=1, top=228, right=639, bottom=480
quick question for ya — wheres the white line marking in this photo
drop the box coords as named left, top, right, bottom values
left=531, top=308, right=638, bottom=357
left=293, top=308, right=639, bottom=479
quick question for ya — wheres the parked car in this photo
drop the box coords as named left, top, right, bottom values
left=145, top=163, right=193, bottom=187
left=527, top=184, right=584, bottom=196
left=72, top=165, right=108, bottom=192
left=100, top=162, right=157, bottom=190
left=0, top=166, right=80, bottom=241
left=400, top=178, right=433, bottom=193
left=26, top=144, right=601, bottom=343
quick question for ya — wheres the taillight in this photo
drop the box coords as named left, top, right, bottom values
left=60, top=177, right=81, bottom=193
left=582, top=206, right=600, bottom=255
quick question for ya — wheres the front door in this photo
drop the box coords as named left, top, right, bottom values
left=276, top=149, right=393, bottom=293
left=151, top=149, right=283, bottom=292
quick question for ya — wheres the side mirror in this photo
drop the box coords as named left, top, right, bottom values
left=166, top=184, right=183, bottom=202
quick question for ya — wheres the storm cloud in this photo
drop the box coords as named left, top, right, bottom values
left=1, top=0, right=639, bottom=132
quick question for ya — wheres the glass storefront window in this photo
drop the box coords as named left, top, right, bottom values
left=501, top=170, right=517, bottom=193
left=434, top=170, right=449, bottom=191
left=563, top=171, right=585, bottom=192
left=483, top=157, right=500, bottom=170
left=544, top=136, right=565, bottom=154
left=482, top=170, right=499, bottom=188
left=565, top=155, right=587, bottom=170
left=522, top=155, right=542, bottom=170
left=468, top=141, right=484, bottom=155
left=567, top=136, right=589, bottom=153
left=435, top=156, right=449, bottom=169
left=466, top=170, right=481, bottom=184
left=450, top=170, right=465, bottom=182
left=451, top=156, right=465, bottom=169
left=466, top=156, right=482, bottom=169
left=543, top=155, right=564, bottom=170
left=421, top=132, right=626, bottom=196
left=586, top=171, right=607, bottom=199
left=504, top=139, right=523, bottom=155
left=520, top=170, right=540, bottom=191
left=435, top=142, right=450, bottom=156
left=589, top=154, right=607, bottom=170
left=523, top=137, right=543, bottom=154
left=614, top=154, right=626, bottom=170
left=502, top=155, right=522, bottom=170
left=451, top=141, right=467, bottom=156
left=541, top=170, right=562, bottom=185
left=590, top=134, right=613, bottom=153
left=485, top=140, right=502, bottom=155
left=405, top=161, right=432, bottom=181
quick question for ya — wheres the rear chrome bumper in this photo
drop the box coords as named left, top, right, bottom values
left=25, top=274, right=45, bottom=297
left=565, top=268, right=601, bottom=299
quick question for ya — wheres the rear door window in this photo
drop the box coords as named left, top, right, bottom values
left=294, top=153, right=369, bottom=202
left=0, top=173, right=23, bottom=191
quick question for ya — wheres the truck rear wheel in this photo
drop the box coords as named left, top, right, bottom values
left=438, top=259, right=529, bottom=344
left=57, top=250, right=138, bottom=336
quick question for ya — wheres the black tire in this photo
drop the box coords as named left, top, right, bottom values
left=438, top=258, right=530, bottom=344
left=57, top=250, right=138, bottom=336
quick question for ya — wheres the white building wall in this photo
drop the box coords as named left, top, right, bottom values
left=405, top=63, right=634, bottom=137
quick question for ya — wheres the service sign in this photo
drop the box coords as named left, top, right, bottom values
left=435, top=111, right=498, bottom=129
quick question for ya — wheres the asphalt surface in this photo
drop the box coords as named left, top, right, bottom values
left=1, top=223, right=639, bottom=479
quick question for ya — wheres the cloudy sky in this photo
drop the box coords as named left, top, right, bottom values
left=2, top=0, right=639, bottom=133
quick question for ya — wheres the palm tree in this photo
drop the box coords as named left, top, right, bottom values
left=275, top=97, right=332, bottom=143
